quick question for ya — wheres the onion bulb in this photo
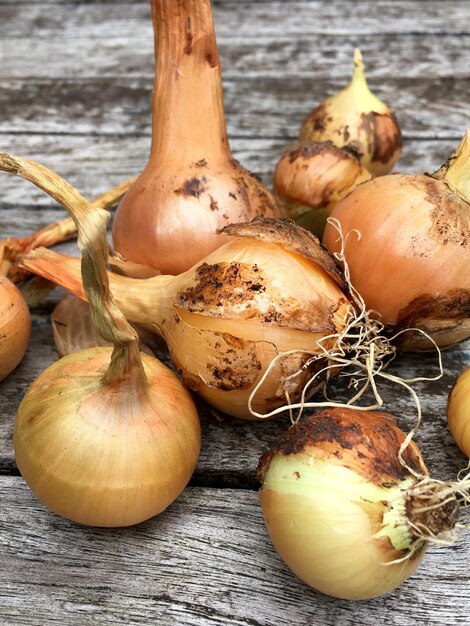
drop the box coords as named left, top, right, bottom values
left=448, top=367, right=470, bottom=458
left=20, top=215, right=351, bottom=420
left=0, top=276, right=31, bottom=381
left=5, top=154, right=200, bottom=527
left=273, top=141, right=371, bottom=237
left=323, top=130, right=470, bottom=351
left=257, top=408, right=460, bottom=600
left=299, top=49, right=402, bottom=176
left=112, top=0, right=279, bottom=274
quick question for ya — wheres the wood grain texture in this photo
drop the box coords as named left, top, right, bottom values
left=0, top=76, right=468, bottom=140
left=0, top=0, right=469, bottom=624
left=0, top=478, right=469, bottom=626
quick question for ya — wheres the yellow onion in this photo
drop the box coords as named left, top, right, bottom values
left=0, top=276, right=31, bottom=381
left=323, top=131, right=470, bottom=351
left=299, top=49, right=402, bottom=176
left=273, top=141, right=371, bottom=237
left=20, top=216, right=352, bottom=420
left=448, top=367, right=470, bottom=458
left=112, top=0, right=278, bottom=274
left=257, top=407, right=460, bottom=600
left=4, top=154, right=200, bottom=527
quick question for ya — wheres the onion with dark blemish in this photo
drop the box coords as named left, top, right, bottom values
left=257, top=407, right=461, bottom=600
left=323, top=130, right=470, bottom=351
left=299, top=49, right=402, bottom=176
left=273, top=141, right=371, bottom=237
left=112, top=0, right=279, bottom=275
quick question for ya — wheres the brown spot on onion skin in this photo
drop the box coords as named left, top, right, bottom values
left=257, top=408, right=427, bottom=486
left=220, top=217, right=344, bottom=287
left=420, top=177, right=470, bottom=247
left=175, top=177, right=208, bottom=198
left=175, top=260, right=345, bottom=333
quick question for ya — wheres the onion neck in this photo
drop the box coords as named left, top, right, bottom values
left=150, top=0, right=230, bottom=162
left=433, top=130, right=470, bottom=203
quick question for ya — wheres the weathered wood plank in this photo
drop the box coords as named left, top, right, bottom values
left=0, top=478, right=469, bottom=626
left=1, top=31, right=469, bottom=81
left=0, top=134, right=460, bottom=211
left=1, top=1, right=470, bottom=42
left=0, top=76, right=468, bottom=141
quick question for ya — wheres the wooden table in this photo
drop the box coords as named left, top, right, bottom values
left=1, top=1, right=469, bottom=624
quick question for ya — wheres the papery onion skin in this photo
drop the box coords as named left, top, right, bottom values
left=448, top=367, right=470, bottom=458
left=20, top=219, right=352, bottom=420
left=0, top=277, right=31, bottom=381
left=257, top=408, right=454, bottom=600
left=323, top=173, right=470, bottom=350
left=112, top=0, right=279, bottom=274
left=14, top=348, right=201, bottom=527
left=299, top=50, right=401, bottom=176
left=273, top=141, right=371, bottom=237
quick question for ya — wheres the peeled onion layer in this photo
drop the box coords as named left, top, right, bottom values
left=14, top=347, right=201, bottom=527
left=323, top=174, right=470, bottom=350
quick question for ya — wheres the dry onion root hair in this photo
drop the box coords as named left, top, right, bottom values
left=249, top=217, right=444, bottom=444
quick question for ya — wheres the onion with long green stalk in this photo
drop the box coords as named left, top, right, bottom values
left=258, top=407, right=469, bottom=600
left=6, top=155, right=201, bottom=527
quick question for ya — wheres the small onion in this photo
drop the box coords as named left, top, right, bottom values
left=273, top=141, right=371, bottom=237
left=323, top=131, right=470, bottom=350
left=257, top=408, right=459, bottom=600
left=299, top=49, right=402, bottom=176
left=0, top=276, right=31, bottom=381
left=448, top=367, right=470, bottom=458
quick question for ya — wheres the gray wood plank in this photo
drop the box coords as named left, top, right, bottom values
left=0, top=75, right=468, bottom=140
left=0, top=478, right=469, bottom=626
left=1, top=1, right=470, bottom=42
left=0, top=134, right=460, bottom=211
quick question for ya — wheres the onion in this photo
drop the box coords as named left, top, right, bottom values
left=20, top=216, right=351, bottom=420
left=257, top=408, right=461, bottom=600
left=8, top=155, right=200, bottom=527
left=273, top=141, right=371, bottom=237
left=299, top=49, right=402, bottom=176
left=323, top=131, right=470, bottom=351
left=0, top=276, right=31, bottom=381
left=448, top=367, right=470, bottom=458
left=112, top=0, right=279, bottom=274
